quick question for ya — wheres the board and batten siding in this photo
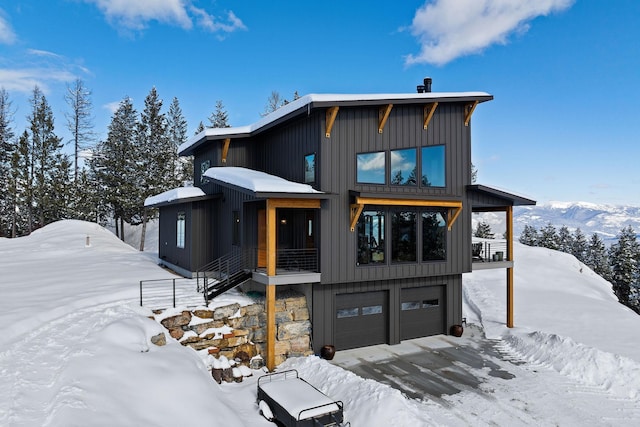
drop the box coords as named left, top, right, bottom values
left=318, top=103, right=473, bottom=285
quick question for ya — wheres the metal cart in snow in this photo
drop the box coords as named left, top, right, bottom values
left=257, top=370, right=349, bottom=427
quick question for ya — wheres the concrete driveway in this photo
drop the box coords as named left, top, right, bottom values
left=329, top=325, right=518, bottom=405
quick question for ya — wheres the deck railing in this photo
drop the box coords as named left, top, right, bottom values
left=472, top=239, right=509, bottom=263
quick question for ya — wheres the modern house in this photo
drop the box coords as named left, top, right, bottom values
left=145, top=81, right=535, bottom=369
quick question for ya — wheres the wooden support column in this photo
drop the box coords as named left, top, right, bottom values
left=506, top=205, right=514, bottom=328
left=265, top=200, right=277, bottom=370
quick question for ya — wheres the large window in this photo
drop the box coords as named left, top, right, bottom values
left=176, top=212, right=185, bottom=249
left=357, top=152, right=386, bottom=184
left=391, top=211, right=417, bottom=263
left=421, top=145, right=445, bottom=187
left=357, top=210, right=385, bottom=265
left=391, top=148, right=417, bottom=186
left=422, top=211, right=446, bottom=261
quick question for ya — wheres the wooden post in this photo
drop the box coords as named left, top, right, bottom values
left=266, top=284, right=276, bottom=371
left=266, top=200, right=277, bottom=370
left=506, top=206, right=514, bottom=328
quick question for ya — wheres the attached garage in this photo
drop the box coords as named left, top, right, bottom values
left=400, top=286, right=446, bottom=340
left=335, top=291, right=388, bottom=350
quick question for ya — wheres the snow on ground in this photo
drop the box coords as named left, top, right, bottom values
left=1, top=220, right=640, bottom=426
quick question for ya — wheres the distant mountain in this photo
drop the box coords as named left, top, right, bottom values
left=474, top=202, right=640, bottom=245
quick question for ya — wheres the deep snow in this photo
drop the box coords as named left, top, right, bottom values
left=1, top=220, right=640, bottom=426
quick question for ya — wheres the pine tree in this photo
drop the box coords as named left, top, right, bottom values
left=608, top=226, right=640, bottom=307
left=571, top=227, right=588, bottom=263
left=28, top=86, right=65, bottom=228
left=209, top=100, right=230, bottom=128
left=585, top=233, right=611, bottom=281
left=195, top=121, right=205, bottom=134
left=167, top=97, right=192, bottom=185
left=557, top=225, right=574, bottom=253
left=9, top=131, right=31, bottom=237
left=539, top=223, right=559, bottom=250
left=0, top=88, right=15, bottom=237
left=519, top=225, right=539, bottom=246
left=64, top=78, right=96, bottom=181
left=95, top=96, right=139, bottom=240
left=474, top=220, right=494, bottom=239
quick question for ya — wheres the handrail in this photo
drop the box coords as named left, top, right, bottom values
left=139, top=278, right=197, bottom=308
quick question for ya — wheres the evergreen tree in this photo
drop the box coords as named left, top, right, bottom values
left=167, top=97, right=192, bottom=185
left=28, top=86, right=65, bottom=228
left=585, top=233, right=611, bottom=281
left=64, top=78, right=95, bottom=180
left=208, top=100, right=230, bottom=128
left=0, top=88, right=15, bottom=237
left=557, top=225, right=574, bottom=253
left=519, top=225, right=539, bottom=246
left=195, top=121, right=205, bottom=134
left=608, top=226, right=640, bottom=307
left=10, top=131, right=31, bottom=237
left=571, top=227, right=588, bottom=263
left=474, top=220, right=494, bottom=239
left=95, top=97, right=139, bottom=240
left=539, top=222, right=559, bottom=250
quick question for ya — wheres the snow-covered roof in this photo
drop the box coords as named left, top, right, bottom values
left=144, top=186, right=207, bottom=207
left=179, top=91, right=493, bottom=155
left=203, top=167, right=323, bottom=195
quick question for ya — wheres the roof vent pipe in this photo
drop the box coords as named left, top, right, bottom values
left=423, top=77, right=432, bottom=93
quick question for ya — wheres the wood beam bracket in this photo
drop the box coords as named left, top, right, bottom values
left=349, top=197, right=463, bottom=232
left=325, top=106, right=339, bottom=138
left=423, top=102, right=438, bottom=130
left=221, top=138, right=231, bottom=164
left=349, top=203, right=365, bottom=232
left=378, top=104, right=393, bottom=134
left=464, top=101, right=479, bottom=126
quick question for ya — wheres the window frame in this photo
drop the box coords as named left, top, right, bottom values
left=356, top=151, right=387, bottom=185
left=176, top=212, right=186, bottom=249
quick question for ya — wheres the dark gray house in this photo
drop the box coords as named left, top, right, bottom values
left=146, top=86, right=535, bottom=369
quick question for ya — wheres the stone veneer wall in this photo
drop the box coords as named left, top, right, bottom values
left=152, top=289, right=313, bottom=367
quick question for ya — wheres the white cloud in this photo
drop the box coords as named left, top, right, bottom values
left=0, top=9, right=17, bottom=44
left=405, top=0, right=574, bottom=66
left=85, top=0, right=246, bottom=34
left=0, top=50, right=87, bottom=95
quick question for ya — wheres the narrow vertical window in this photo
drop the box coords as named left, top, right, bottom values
left=421, top=145, right=445, bottom=187
left=176, top=212, right=185, bottom=249
left=232, top=210, right=240, bottom=246
left=391, top=211, right=417, bottom=263
left=357, top=210, right=385, bottom=265
left=422, top=211, right=446, bottom=261
left=200, top=160, right=211, bottom=184
left=304, top=153, right=316, bottom=183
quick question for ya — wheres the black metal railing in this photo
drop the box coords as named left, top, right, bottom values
left=472, top=240, right=509, bottom=263
left=196, top=248, right=256, bottom=305
left=275, top=248, right=318, bottom=272
left=139, top=277, right=200, bottom=308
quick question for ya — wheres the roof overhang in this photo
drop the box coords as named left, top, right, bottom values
left=144, top=193, right=220, bottom=208
left=179, top=92, right=494, bottom=156
left=467, top=184, right=536, bottom=211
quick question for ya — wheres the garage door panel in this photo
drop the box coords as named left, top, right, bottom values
left=400, top=286, right=445, bottom=340
left=335, top=291, right=388, bottom=350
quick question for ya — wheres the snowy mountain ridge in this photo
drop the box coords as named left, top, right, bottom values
left=514, top=201, right=640, bottom=242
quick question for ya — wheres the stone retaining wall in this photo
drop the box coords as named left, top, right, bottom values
left=152, top=289, right=313, bottom=367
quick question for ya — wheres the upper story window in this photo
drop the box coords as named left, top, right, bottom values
left=421, top=145, right=445, bottom=187
left=356, top=151, right=386, bottom=184
left=391, top=148, right=417, bottom=186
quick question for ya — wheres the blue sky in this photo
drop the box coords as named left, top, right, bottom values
left=1, top=0, right=639, bottom=206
